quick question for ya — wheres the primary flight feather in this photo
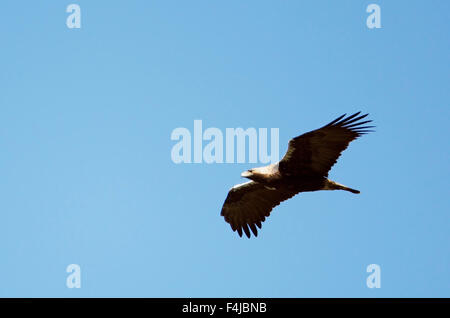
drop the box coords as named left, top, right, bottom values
left=220, top=112, right=374, bottom=238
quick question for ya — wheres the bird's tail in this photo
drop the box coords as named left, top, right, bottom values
left=324, top=179, right=360, bottom=194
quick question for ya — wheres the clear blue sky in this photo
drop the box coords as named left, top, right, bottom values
left=0, top=1, right=449, bottom=297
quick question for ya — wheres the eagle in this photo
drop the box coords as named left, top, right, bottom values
left=220, top=112, right=374, bottom=238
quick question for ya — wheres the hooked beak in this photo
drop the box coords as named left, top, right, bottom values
left=241, top=170, right=252, bottom=178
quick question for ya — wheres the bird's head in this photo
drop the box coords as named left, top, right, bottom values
left=241, top=164, right=278, bottom=181
left=241, top=166, right=271, bottom=181
left=241, top=169, right=254, bottom=179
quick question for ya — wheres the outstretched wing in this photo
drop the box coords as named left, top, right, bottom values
left=221, top=181, right=299, bottom=238
left=279, top=112, right=374, bottom=177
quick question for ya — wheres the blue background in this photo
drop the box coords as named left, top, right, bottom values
left=0, top=1, right=449, bottom=297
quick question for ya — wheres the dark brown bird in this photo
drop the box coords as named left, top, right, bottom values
left=220, top=112, right=374, bottom=238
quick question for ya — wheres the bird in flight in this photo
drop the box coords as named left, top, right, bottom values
left=220, top=112, right=374, bottom=238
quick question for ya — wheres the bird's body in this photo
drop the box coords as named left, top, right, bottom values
left=242, top=164, right=328, bottom=192
left=220, top=112, right=374, bottom=238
